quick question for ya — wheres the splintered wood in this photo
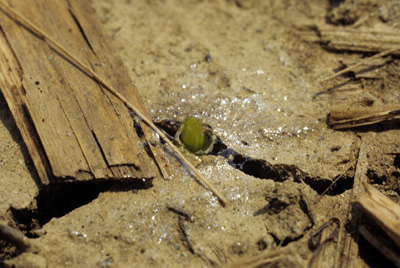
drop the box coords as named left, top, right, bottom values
left=0, top=0, right=169, bottom=184
left=358, top=182, right=400, bottom=267
left=358, top=182, right=400, bottom=248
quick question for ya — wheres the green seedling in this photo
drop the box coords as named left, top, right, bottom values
left=179, top=118, right=204, bottom=153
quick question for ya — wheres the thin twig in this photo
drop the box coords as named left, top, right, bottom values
left=314, top=167, right=349, bottom=204
left=0, top=1, right=227, bottom=206
left=320, top=47, right=400, bottom=83
left=168, top=205, right=194, bottom=222
left=179, top=216, right=195, bottom=254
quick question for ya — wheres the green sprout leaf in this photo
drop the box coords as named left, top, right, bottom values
left=179, top=118, right=204, bottom=153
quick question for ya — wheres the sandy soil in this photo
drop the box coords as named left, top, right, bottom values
left=1, top=0, right=400, bottom=267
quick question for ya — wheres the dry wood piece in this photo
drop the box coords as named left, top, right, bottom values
left=300, top=25, right=400, bottom=57
left=358, top=182, right=400, bottom=248
left=0, top=0, right=227, bottom=205
left=328, top=105, right=400, bottom=129
left=0, top=0, right=160, bottom=183
left=317, top=27, right=400, bottom=55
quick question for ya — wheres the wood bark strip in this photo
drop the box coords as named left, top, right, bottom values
left=0, top=0, right=166, bottom=183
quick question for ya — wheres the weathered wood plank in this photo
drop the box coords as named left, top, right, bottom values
left=0, top=27, right=51, bottom=183
left=67, top=0, right=172, bottom=179
left=0, top=0, right=163, bottom=183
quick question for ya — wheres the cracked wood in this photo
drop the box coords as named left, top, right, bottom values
left=0, top=0, right=167, bottom=183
